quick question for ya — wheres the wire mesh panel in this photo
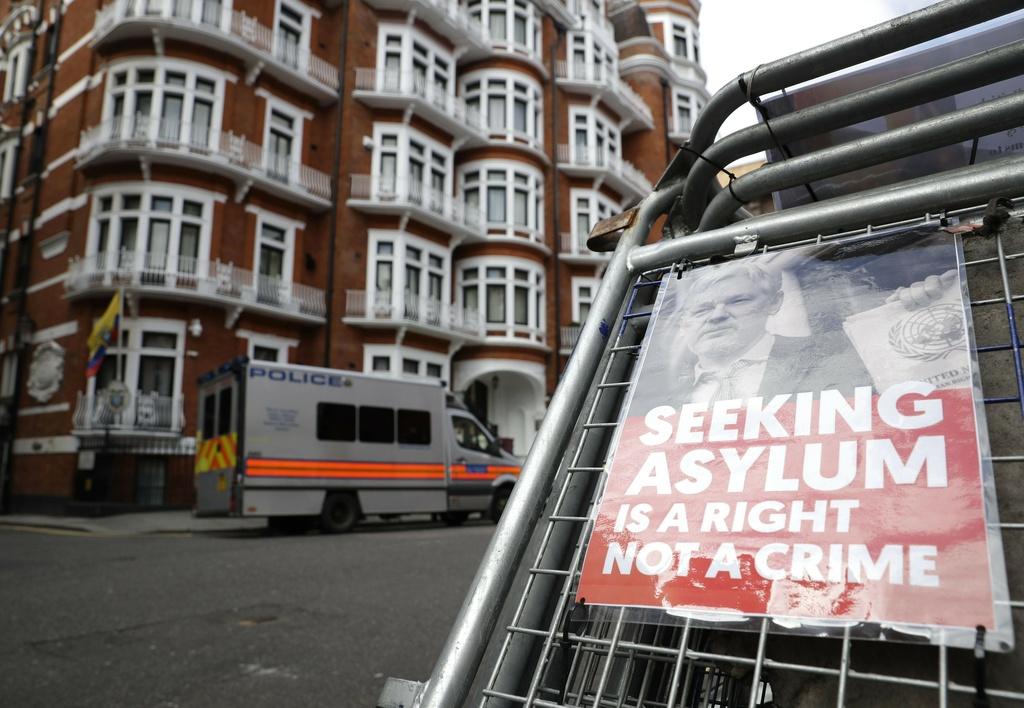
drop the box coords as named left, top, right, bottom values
left=477, top=206, right=1024, bottom=708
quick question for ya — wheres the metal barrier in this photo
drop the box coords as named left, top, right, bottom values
left=472, top=206, right=1024, bottom=708
left=383, top=2, right=1024, bottom=706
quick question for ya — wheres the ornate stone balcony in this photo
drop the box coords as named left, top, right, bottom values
left=344, top=290, right=483, bottom=341
left=554, top=60, right=655, bottom=132
left=72, top=390, right=185, bottom=435
left=352, top=68, right=486, bottom=143
left=66, top=251, right=327, bottom=325
left=93, top=0, right=339, bottom=104
left=556, top=144, right=653, bottom=200
left=78, top=116, right=332, bottom=211
left=347, top=175, right=480, bottom=239
left=559, top=231, right=610, bottom=265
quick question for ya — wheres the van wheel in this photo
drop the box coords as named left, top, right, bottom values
left=490, top=486, right=513, bottom=523
left=442, top=511, right=468, bottom=526
left=320, top=493, right=359, bottom=534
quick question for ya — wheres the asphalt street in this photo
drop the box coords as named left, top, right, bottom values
left=0, top=519, right=494, bottom=707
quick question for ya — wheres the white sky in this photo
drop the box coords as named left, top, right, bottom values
left=698, top=0, right=980, bottom=161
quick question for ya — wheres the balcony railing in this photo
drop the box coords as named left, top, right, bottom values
left=353, top=68, right=484, bottom=134
left=94, top=0, right=338, bottom=93
left=560, top=324, right=582, bottom=352
left=73, top=390, right=185, bottom=433
left=554, top=60, right=654, bottom=126
left=66, top=251, right=327, bottom=319
left=349, top=174, right=479, bottom=231
left=79, top=115, right=332, bottom=205
left=559, top=231, right=608, bottom=259
left=556, top=143, right=653, bottom=195
left=345, top=289, right=482, bottom=337
left=360, top=0, right=485, bottom=49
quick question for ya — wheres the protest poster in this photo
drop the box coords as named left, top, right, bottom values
left=576, top=226, right=1013, bottom=649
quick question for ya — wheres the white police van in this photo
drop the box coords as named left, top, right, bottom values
left=194, top=358, right=520, bottom=532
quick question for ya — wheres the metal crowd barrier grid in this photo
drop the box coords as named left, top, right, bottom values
left=475, top=204, right=1024, bottom=708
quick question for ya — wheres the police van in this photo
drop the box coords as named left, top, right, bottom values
left=193, top=358, right=520, bottom=532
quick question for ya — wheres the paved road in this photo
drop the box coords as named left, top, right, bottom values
left=0, top=520, right=494, bottom=707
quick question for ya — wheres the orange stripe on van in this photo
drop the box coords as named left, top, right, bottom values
left=449, top=464, right=522, bottom=481
left=245, top=458, right=446, bottom=480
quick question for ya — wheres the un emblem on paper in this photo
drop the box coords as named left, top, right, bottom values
left=889, top=303, right=965, bottom=362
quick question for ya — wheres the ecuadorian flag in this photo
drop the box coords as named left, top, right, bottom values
left=86, top=292, right=121, bottom=378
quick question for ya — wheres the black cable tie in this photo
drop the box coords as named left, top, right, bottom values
left=741, top=66, right=819, bottom=204
left=973, top=625, right=989, bottom=708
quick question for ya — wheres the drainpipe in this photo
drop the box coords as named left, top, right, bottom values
left=0, top=0, right=58, bottom=512
left=323, top=0, right=349, bottom=368
left=549, top=22, right=565, bottom=380
left=660, top=77, right=671, bottom=166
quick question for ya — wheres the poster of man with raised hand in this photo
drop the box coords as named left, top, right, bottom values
left=578, top=225, right=1013, bottom=650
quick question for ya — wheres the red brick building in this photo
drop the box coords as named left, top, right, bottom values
left=0, top=0, right=706, bottom=512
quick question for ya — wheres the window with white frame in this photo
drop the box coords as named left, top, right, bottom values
left=462, top=71, right=543, bottom=148
left=459, top=259, right=544, bottom=339
left=0, top=137, right=15, bottom=200
left=673, top=90, right=696, bottom=134
left=377, top=25, right=453, bottom=102
left=275, top=0, right=312, bottom=69
left=240, top=330, right=296, bottom=362
left=468, top=0, right=541, bottom=59
left=265, top=103, right=301, bottom=182
left=254, top=215, right=296, bottom=305
left=105, top=60, right=223, bottom=148
left=567, top=32, right=616, bottom=83
left=2, top=40, right=29, bottom=103
left=572, top=277, right=599, bottom=323
left=364, top=345, right=448, bottom=382
left=663, top=19, right=699, bottom=64
left=571, top=189, right=617, bottom=249
left=90, top=318, right=186, bottom=429
left=571, top=108, right=620, bottom=166
left=461, top=162, right=543, bottom=242
left=89, top=185, right=214, bottom=280
left=372, top=125, right=453, bottom=210
left=368, top=232, right=449, bottom=325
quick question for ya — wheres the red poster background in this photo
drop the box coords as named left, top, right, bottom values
left=577, top=388, right=994, bottom=629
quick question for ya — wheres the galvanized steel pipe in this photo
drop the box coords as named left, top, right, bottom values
left=698, top=89, right=1024, bottom=230
left=679, top=38, right=1024, bottom=230
left=631, top=153, right=1024, bottom=274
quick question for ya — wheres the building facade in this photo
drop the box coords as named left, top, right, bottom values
left=0, top=0, right=706, bottom=513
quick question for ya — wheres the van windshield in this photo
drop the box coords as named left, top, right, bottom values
left=453, top=416, right=494, bottom=454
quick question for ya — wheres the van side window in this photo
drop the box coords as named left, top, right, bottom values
left=453, top=416, right=492, bottom=453
left=217, top=388, right=233, bottom=436
left=202, top=393, right=216, bottom=439
left=397, top=409, right=430, bottom=445
left=316, top=403, right=356, bottom=441
left=359, top=406, right=394, bottom=443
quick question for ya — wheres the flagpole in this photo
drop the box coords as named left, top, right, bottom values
left=116, top=286, right=124, bottom=383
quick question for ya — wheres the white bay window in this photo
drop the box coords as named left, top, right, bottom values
left=461, top=161, right=543, bottom=245
left=105, top=60, right=224, bottom=149
left=88, top=184, right=214, bottom=282
left=371, top=125, right=453, bottom=213
left=469, top=0, right=541, bottom=60
left=458, top=258, right=544, bottom=343
left=462, top=71, right=543, bottom=150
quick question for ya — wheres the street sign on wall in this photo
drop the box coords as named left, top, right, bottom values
left=577, top=226, right=1013, bottom=650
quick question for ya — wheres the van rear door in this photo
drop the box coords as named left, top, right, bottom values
left=194, top=375, right=239, bottom=515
